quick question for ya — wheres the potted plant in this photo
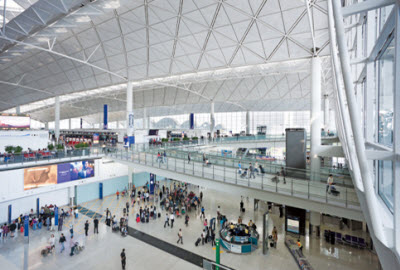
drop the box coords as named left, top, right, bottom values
left=5, top=146, right=14, bottom=153
left=173, top=138, right=180, bottom=142
left=161, top=138, right=168, bottom=142
left=192, top=136, right=198, bottom=141
left=48, top=144, right=54, bottom=151
left=14, top=146, right=23, bottom=154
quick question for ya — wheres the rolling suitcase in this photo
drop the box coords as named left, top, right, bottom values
left=195, top=238, right=201, bottom=246
left=158, top=213, right=161, bottom=218
left=146, top=217, right=149, bottom=223
left=242, top=208, right=245, bottom=213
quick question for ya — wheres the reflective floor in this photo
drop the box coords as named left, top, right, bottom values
left=0, top=180, right=379, bottom=270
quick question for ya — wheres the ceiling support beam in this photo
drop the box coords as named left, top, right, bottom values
left=2, top=0, right=6, bottom=35
left=342, top=0, right=396, bottom=17
left=0, top=35, right=127, bottom=81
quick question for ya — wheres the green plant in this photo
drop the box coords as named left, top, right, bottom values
left=173, top=138, right=180, bottom=141
left=182, top=137, right=189, bottom=141
left=5, top=146, right=14, bottom=153
left=192, top=137, right=198, bottom=141
left=48, top=144, right=55, bottom=150
left=56, top=144, right=64, bottom=150
left=14, top=146, right=23, bottom=153
left=161, top=138, right=169, bottom=142
left=75, top=142, right=89, bottom=149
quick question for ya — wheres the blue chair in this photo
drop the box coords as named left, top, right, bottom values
left=358, top=238, right=367, bottom=249
left=32, top=223, right=37, bottom=230
left=38, top=222, right=42, bottom=229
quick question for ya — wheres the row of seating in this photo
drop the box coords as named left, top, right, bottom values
left=324, top=230, right=367, bottom=249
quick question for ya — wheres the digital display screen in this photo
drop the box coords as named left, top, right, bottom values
left=23, top=165, right=58, bottom=190
left=0, top=115, right=30, bottom=129
left=149, top=129, right=158, bottom=136
left=287, top=218, right=300, bottom=234
left=24, top=160, right=95, bottom=190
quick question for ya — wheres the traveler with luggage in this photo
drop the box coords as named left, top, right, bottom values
left=185, top=214, right=189, bottom=227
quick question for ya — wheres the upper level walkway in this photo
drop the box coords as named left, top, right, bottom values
left=0, top=147, right=104, bottom=170
left=105, top=148, right=363, bottom=221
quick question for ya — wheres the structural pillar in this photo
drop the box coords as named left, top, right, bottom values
left=16, top=106, right=20, bottom=114
left=126, top=82, right=135, bottom=146
left=246, top=110, right=250, bottom=135
left=143, top=107, right=148, bottom=129
left=210, top=102, right=215, bottom=138
left=324, top=95, right=329, bottom=132
left=55, top=96, right=60, bottom=143
left=310, top=57, right=321, bottom=181
left=128, top=167, right=134, bottom=189
left=309, top=211, right=321, bottom=237
left=68, top=119, right=71, bottom=130
left=45, top=122, right=49, bottom=129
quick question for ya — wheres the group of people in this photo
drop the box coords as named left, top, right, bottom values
left=156, top=151, right=167, bottom=164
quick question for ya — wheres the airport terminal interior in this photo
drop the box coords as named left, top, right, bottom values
left=0, top=0, right=398, bottom=269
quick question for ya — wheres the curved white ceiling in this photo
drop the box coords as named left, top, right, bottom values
left=0, top=0, right=333, bottom=122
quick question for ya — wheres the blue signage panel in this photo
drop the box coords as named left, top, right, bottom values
left=103, top=104, right=108, bottom=129
left=149, top=173, right=155, bottom=195
left=99, top=183, right=103, bottom=199
left=54, top=207, right=59, bottom=226
left=189, top=113, right=194, bottom=129
left=24, top=216, right=29, bottom=237
left=8, top=205, right=11, bottom=224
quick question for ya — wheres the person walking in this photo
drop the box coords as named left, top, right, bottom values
left=201, top=230, right=206, bottom=245
left=170, top=213, right=175, bottom=228
left=200, top=206, right=205, bottom=219
left=163, top=151, right=167, bottom=163
left=59, top=233, right=66, bottom=253
left=211, top=230, right=216, bottom=246
left=120, top=248, right=126, bottom=270
left=187, top=152, right=191, bottom=164
left=238, top=161, right=242, bottom=174
left=69, top=224, right=74, bottom=238
left=164, top=213, right=170, bottom=228
left=116, top=190, right=120, bottom=199
left=185, top=214, right=189, bottom=227
left=46, top=216, right=50, bottom=230
left=200, top=191, right=203, bottom=202
left=94, top=217, right=99, bottom=234
left=69, top=236, right=76, bottom=256
left=58, top=216, right=63, bottom=231
left=272, top=226, right=278, bottom=248
left=280, top=167, right=286, bottom=184
left=126, top=202, right=130, bottom=214
left=240, top=199, right=244, bottom=213
left=249, top=163, right=255, bottom=179
left=84, top=220, right=89, bottom=236
left=177, top=228, right=183, bottom=244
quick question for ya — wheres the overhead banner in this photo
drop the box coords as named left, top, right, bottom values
left=24, top=160, right=95, bottom=190
left=0, top=115, right=30, bottom=129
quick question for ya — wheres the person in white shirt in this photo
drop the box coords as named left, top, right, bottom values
left=48, top=234, right=55, bottom=252
left=326, top=174, right=334, bottom=193
left=170, top=213, right=175, bottom=228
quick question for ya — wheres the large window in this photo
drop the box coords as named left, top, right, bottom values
left=377, top=37, right=395, bottom=148
left=378, top=160, right=394, bottom=212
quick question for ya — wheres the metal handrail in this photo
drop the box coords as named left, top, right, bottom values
left=105, top=149, right=360, bottom=209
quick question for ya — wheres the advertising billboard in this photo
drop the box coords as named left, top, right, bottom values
left=0, top=115, right=30, bottom=129
left=23, top=165, right=58, bottom=190
left=24, top=160, right=95, bottom=190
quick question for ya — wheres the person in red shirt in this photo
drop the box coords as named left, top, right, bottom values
left=116, top=190, right=120, bottom=199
